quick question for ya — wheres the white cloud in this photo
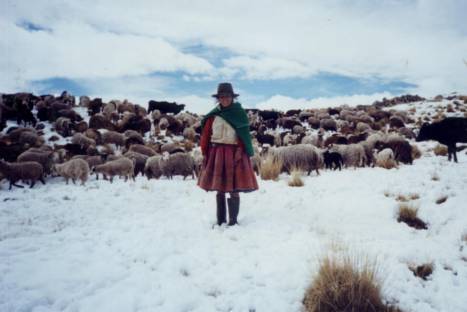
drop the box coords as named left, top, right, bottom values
left=1, top=0, right=467, bottom=97
left=222, top=56, right=316, bottom=80
left=256, top=93, right=394, bottom=111
left=0, top=18, right=213, bottom=91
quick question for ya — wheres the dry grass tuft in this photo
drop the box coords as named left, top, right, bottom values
left=383, top=190, right=392, bottom=198
left=461, top=233, right=467, bottom=243
left=411, top=144, right=422, bottom=160
left=446, top=104, right=455, bottom=113
left=435, top=195, right=448, bottom=205
left=288, top=168, right=304, bottom=187
left=397, top=203, right=427, bottom=230
left=433, top=144, right=448, bottom=156
left=395, top=193, right=419, bottom=202
left=303, top=253, right=402, bottom=312
left=259, top=155, right=282, bottom=181
left=409, top=263, right=434, bottom=280
left=431, top=172, right=440, bottom=181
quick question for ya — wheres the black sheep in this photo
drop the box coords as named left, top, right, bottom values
left=323, top=150, right=343, bottom=171
left=416, top=117, right=467, bottom=162
left=256, top=133, right=275, bottom=146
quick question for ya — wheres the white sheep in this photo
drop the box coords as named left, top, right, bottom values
left=54, top=158, right=90, bottom=185
left=159, top=152, right=195, bottom=180
left=268, top=144, right=323, bottom=175
left=375, top=148, right=398, bottom=169
left=94, top=157, right=134, bottom=183
left=330, top=143, right=367, bottom=168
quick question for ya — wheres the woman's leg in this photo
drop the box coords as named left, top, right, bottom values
left=227, top=192, right=240, bottom=225
left=216, top=191, right=227, bottom=225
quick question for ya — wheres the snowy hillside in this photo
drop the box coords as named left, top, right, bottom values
left=1, top=98, right=467, bottom=312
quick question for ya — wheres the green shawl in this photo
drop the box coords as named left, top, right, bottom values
left=200, top=102, right=254, bottom=156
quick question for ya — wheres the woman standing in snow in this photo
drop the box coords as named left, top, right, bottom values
left=197, top=82, right=258, bottom=226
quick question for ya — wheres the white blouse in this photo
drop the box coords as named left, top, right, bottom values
left=211, top=116, right=238, bottom=145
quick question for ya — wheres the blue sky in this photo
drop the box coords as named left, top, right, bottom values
left=1, top=0, right=466, bottom=112
left=29, top=72, right=415, bottom=104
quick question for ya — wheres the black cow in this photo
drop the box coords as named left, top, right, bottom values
left=258, top=110, right=281, bottom=121
left=148, top=100, right=185, bottom=114
left=416, top=117, right=467, bottom=162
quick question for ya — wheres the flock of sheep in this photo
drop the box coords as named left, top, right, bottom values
left=0, top=91, right=466, bottom=190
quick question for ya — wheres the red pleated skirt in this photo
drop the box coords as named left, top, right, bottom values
left=197, top=144, right=259, bottom=193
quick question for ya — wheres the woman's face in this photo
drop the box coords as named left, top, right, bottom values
left=218, top=95, right=233, bottom=108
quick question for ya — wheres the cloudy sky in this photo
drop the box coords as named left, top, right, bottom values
left=1, top=0, right=466, bottom=112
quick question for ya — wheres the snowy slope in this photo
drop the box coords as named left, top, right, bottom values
left=1, top=96, right=467, bottom=311
left=1, top=141, right=466, bottom=312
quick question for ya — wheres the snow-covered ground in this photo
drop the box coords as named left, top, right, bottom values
left=1, top=140, right=466, bottom=312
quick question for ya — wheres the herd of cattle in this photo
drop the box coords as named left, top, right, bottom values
left=0, top=91, right=466, bottom=190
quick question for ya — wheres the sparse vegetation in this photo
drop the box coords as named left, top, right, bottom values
left=395, top=193, right=419, bottom=202
left=435, top=195, right=448, bottom=204
left=259, top=155, right=282, bottom=181
left=397, top=203, right=427, bottom=230
left=303, top=253, right=401, bottom=312
left=461, top=233, right=467, bottom=243
left=431, top=172, right=440, bottom=181
left=288, top=168, right=304, bottom=187
left=409, top=263, right=434, bottom=280
left=434, top=144, right=448, bottom=156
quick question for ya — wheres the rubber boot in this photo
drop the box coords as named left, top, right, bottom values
left=216, top=193, right=227, bottom=226
left=227, top=197, right=240, bottom=226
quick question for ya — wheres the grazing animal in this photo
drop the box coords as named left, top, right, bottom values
left=72, top=133, right=95, bottom=149
left=148, top=100, right=185, bottom=114
left=94, top=157, right=134, bottom=182
left=268, top=144, right=323, bottom=176
left=375, top=140, right=413, bottom=165
left=320, top=118, right=337, bottom=131
left=330, top=144, right=367, bottom=168
left=144, top=155, right=163, bottom=179
left=54, top=158, right=90, bottom=185
left=159, top=152, right=196, bottom=180
left=258, top=110, right=281, bottom=121
left=375, top=148, right=398, bottom=169
left=323, top=150, right=343, bottom=171
left=102, top=131, right=125, bottom=148
left=0, top=160, right=45, bottom=189
left=123, top=151, right=149, bottom=177
left=128, top=144, right=156, bottom=157
left=17, top=150, right=54, bottom=175
left=416, top=117, right=467, bottom=162
left=256, top=133, right=275, bottom=146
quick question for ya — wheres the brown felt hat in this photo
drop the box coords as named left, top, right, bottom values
left=211, top=82, right=239, bottom=98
